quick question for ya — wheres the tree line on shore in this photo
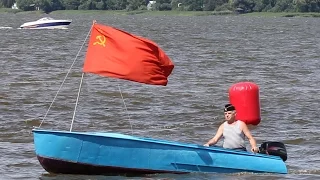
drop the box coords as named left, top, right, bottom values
left=1, top=0, right=320, bottom=13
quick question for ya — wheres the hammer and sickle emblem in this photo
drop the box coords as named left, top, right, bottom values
left=93, top=35, right=106, bottom=47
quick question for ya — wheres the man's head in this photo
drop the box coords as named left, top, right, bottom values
left=224, top=104, right=236, bottom=122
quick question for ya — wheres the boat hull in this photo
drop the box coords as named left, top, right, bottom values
left=33, top=129, right=287, bottom=175
left=37, top=155, right=185, bottom=175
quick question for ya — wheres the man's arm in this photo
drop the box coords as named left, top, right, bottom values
left=204, top=124, right=223, bottom=147
left=241, top=122, right=259, bottom=152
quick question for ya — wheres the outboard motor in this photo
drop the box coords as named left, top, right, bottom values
left=259, top=142, right=287, bottom=162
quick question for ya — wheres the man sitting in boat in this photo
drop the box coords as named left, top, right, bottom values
left=204, top=104, right=259, bottom=153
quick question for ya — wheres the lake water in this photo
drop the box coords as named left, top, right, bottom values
left=0, top=12, right=319, bottom=180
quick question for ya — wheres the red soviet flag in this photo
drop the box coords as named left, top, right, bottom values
left=83, top=22, right=174, bottom=86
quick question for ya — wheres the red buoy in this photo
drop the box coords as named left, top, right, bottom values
left=228, top=82, right=261, bottom=125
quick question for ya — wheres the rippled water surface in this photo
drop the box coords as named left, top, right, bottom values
left=1, top=12, right=320, bottom=180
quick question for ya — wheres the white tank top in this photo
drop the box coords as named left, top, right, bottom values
left=222, top=121, right=245, bottom=149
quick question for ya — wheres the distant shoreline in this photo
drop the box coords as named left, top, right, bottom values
left=1, top=8, right=319, bottom=18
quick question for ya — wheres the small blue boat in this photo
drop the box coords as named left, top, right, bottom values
left=32, top=22, right=288, bottom=175
left=33, top=129, right=287, bottom=175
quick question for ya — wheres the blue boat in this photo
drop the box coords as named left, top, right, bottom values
left=32, top=22, right=288, bottom=175
left=33, top=129, right=287, bottom=175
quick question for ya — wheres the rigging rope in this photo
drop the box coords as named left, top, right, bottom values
left=70, top=73, right=85, bottom=132
left=117, top=85, right=133, bottom=135
left=38, top=24, right=93, bottom=128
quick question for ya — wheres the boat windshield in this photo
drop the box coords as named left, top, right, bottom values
left=37, top=17, right=54, bottom=21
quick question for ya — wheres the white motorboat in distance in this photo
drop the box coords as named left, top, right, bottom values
left=19, top=17, right=72, bottom=29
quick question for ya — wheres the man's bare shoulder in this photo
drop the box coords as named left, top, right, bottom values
left=237, top=120, right=248, bottom=128
left=237, top=120, right=246, bottom=124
